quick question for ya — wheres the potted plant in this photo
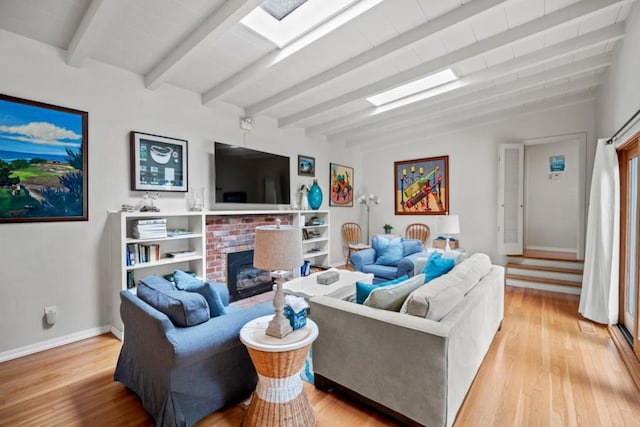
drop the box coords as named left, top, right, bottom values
left=383, top=224, right=393, bottom=234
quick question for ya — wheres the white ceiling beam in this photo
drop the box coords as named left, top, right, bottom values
left=307, top=23, right=625, bottom=136
left=355, top=90, right=597, bottom=153
left=145, top=0, right=263, bottom=90
left=344, top=75, right=602, bottom=148
left=329, top=53, right=612, bottom=141
left=243, top=0, right=509, bottom=116
left=201, top=0, right=385, bottom=105
left=66, top=0, right=118, bottom=67
left=276, top=0, right=627, bottom=127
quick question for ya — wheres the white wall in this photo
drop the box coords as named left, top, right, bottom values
left=597, top=2, right=640, bottom=141
left=0, top=30, right=361, bottom=354
left=524, top=139, right=580, bottom=252
left=361, top=101, right=597, bottom=264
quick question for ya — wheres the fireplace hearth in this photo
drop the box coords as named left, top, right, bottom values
left=227, top=250, right=273, bottom=302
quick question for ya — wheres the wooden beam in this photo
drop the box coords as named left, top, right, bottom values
left=344, top=79, right=599, bottom=148
left=66, top=0, right=114, bottom=67
left=306, top=23, right=625, bottom=136
left=145, top=0, right=263, bottom=90
left=276, top=0, right=627, bottom=127
left=244, top=0, right=509, bottom=115
left=329, top=54, right=612, bottom=141
left=201, top=0, right=386, bottom=105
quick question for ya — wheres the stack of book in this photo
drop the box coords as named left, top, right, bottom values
left=133, top=218, right=167, bottom=239
left=126, top=243, right=160, bottom=266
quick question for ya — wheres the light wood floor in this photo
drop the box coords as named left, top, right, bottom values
left=1, top=287, right=639, bottom=426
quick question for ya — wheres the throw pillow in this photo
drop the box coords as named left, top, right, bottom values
left=422, top=252, right=455, bottom=283
left=174, top=270, right=227, bottom=317
left=373, top=236, right=404, bottom=266
left=363, top=274, right=425, bottom=311
left=355, top=274, right=408, bottom=304
left=137, top=280, right=210, bottom=327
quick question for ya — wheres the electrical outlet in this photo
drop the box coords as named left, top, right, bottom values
left=44, top=305, right=57, bottom=325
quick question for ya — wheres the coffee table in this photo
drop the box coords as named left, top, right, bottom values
left=283, top=268, right=373, bottom=300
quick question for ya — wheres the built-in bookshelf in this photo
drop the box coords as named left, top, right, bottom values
left=295, top=210, right=330, bottom=267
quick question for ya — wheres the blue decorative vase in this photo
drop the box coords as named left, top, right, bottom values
left=307, top=179, right=323, bottom=210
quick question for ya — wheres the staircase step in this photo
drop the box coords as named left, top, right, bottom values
left=506, top=273, right=582, bottom=288
left=507, top=257, right=583, bottom=270
left=506, top=263, right=583, bottom=275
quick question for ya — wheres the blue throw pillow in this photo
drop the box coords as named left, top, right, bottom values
left=422, top=252, right=455, bottom=283
left=137, top=281, right=210, bottom=327
left=174, top=270, right=227, bottom=317
left=373, top=236, right=404, bottom=266
left=355, top=274, right=408, bottom=304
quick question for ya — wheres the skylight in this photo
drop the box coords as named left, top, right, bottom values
left=241, top=0, right=360, bottom=48
left=262, top=0, right=308, bottom=21
left=366, top=69, right=459, bottom=107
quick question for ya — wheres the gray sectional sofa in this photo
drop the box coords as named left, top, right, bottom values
left=309, top=253, right=504, bottom=427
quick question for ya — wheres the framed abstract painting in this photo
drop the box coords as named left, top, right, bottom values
left=394, top=156, right=449, bottom=215
left=329, top=163, right=353, bottom=207
left=0, top=94, right=88, bottom=223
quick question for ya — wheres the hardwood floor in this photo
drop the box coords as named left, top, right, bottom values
left=1, top=287, right=639, bottom=426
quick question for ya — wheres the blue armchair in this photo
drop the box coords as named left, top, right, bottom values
left=350, top=238, right=426, bottom=284
left=114, top=278, right=273, bottom=427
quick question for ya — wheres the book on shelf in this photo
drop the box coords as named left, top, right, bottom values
left=132, top=219, right=168, bottom=239
left=126, top=243, right=160, bottom=265
left=166, top=250, right=197, bottom=258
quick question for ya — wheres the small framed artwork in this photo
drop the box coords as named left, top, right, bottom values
left=298, top=154, right=315, bottom=177
left=130, top=131, right=188, bottom=192
left=394, top=156, right=449, bottom=215
left=0, top=94, right=88, bottom=223
left=329, top=163, right=353, bottom=207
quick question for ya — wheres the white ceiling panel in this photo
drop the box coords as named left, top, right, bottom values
left=0, top=0, right=634, bottom=149
left=578, top=7, right=621, bottom=35
left=438, top=22, right=477, bottom=52
left=483, top=44, right=515, bottom=67
left=505, top=0, right=544, bottom=28
left=469, top=5, right=509, bottom=40
left=415, top=0, right=462, bottom=21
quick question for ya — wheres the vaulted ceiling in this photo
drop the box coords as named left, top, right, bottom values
left=0, top=0, right=635, bottom=151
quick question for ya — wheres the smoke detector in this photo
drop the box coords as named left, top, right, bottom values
left=240, top=117, right=254, bottom=132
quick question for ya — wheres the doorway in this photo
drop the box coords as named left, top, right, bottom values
left=498, top=133, right=587, bottom=258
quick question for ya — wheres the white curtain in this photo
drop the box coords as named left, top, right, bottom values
left=579, top=138, right=620, bottom=324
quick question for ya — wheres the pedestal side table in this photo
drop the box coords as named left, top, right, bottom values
left=240, top=315, right=319, bottom=427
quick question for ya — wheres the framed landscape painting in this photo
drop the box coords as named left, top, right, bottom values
left=329, top=163, right=353, bottom=207
left=130, top=131, right=188, bottom=192
left=0, top=94, right=88, bottom=223
left=394, top=156, right=449, bottom=215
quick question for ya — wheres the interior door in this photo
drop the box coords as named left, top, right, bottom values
left=497, top=144, right=524, bottom=255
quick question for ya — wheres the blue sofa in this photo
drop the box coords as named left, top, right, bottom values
left=350, top=238, right=426, bottom=284
left=114, top=277, right=273, bottom=427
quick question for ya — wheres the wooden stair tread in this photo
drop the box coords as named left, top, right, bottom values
left=508, top=254, right=583, bottom=263
left=506, top=273, right=582, bottom=288
left=506, top=263, right=583, bottom=275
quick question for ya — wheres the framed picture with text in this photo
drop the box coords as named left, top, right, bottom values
left=394, top=156, right=449, bottom=215
left=0, top=94, right=88, bottom=223
left=130, top=131, right=188, bottom=192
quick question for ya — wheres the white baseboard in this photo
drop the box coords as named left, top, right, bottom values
left=0, top=325, right=112, bottom=363
left=110, top=325, right=123, bottom=341
left=506, top=280, right=581, bottom=295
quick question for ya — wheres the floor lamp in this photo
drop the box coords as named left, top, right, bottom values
left=438, top=215, right=460, bottom=252
left=253, top=219, right=303, bottom=339
left=358, top=194, right=380, bottom=243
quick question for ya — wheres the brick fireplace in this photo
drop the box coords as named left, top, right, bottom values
left=205, top=213, right=294, bottom=298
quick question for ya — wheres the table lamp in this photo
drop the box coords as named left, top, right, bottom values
left=438, top=214, right=460, bottom=252
left=254, top=219, right=303, bottom=338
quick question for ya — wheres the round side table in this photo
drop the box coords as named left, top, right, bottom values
left=240, top=315, right=319, bottom=427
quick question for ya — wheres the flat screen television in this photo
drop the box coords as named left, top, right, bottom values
left=214, top=142, right=290, bottom=205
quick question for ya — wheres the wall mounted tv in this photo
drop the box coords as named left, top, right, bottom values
left=214, top=142, right=290, bottom=205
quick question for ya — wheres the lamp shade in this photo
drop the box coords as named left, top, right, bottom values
left=438, top=215, right=460, bottom=235
left=253, top=224, right=303, bottom=272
